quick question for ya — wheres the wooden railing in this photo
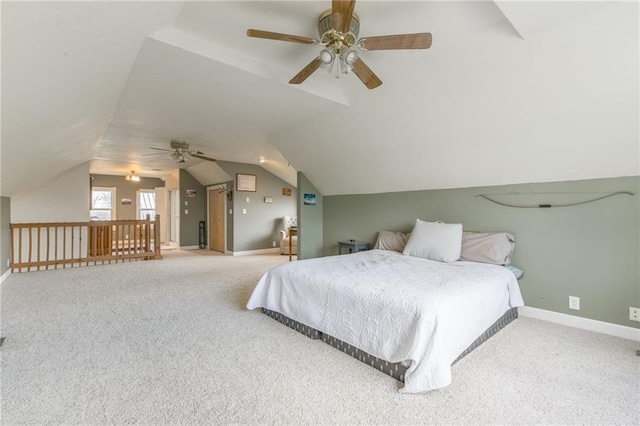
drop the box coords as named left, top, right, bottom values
left=10, top=215, right=162, bottom=273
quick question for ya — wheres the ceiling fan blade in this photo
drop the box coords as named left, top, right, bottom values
left=289, top=57, right=322, bottom=85
left=352, top=58, right=382, bottom=90
left=247, top=29, right=317, bottom=45
left=358, top=33, right=432, bottom=50
left=190, top=154, right=217, bottom=162
left=149, top=147, right=174, bottom=152
left=332, top=0, right=356, bottom=34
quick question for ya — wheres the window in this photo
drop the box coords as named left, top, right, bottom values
left=138, top=190, right=156, bottom=220
left=90, top=187, right=116, bottom=221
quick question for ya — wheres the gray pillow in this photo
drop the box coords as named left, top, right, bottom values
left=460, top=232, right=516, bottom=265
left=374, top=231, right=409, bottom=252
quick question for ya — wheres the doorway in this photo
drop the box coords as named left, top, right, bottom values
left=208, top=188, right=225, bottom=253
left=169, top=189, right=180, bottom=246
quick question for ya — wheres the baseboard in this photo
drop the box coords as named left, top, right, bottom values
left=179, top=245, right=201, bottom=250
left=228, top=248, right=280, bottom=256
left=518, top=306, right=640, bottom=342
left=0, top=269, right=11, bottom=284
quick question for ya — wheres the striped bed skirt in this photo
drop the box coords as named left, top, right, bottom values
left=261, top=307, right=518, bottom=382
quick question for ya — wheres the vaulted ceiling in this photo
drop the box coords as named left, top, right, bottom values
left=2, top=1, right=638, bottom=197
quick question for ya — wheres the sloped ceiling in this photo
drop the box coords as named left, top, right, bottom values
left=2, top=1, right=638, bottom=198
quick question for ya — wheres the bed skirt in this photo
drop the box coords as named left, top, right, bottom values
left=262, top=308, right=322, bottom=339
left=261, top=307, right=518, bottom=383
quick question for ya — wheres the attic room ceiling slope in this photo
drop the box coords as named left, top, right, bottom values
left=0, top=1, right=185, bottom=197
left=2, top=1, right=638, bottom=199
left=90, top=33, right=345, bottom=186
left=268, top=1, right=638, bottom=195
left=494, top=1, right=610, bottom=39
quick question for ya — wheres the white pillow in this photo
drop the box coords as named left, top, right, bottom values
left=402, top=219, right=463, bottom=263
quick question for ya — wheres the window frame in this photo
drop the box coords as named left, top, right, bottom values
left=137, top=189, right=156, bottom=221
left=90, top=187, right=116, bottom=221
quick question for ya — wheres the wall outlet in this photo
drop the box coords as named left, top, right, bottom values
left=184, top=209, right=188, bottom=215
left=630, top=307, right=640, bottom=322
left=272, top=241, right=276, bottom=247
left=229, top=209, right=233, bottom=214
left=245, top=197, right=250, bottom=203
left=569, top=296, right=580, bottom=310
left=242, top=209, right=246, bottom=215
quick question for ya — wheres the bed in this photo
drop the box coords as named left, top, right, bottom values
left=246, top=223, right=524, bottom=394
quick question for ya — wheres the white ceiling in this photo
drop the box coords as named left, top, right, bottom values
left=2, top=1, right=638, bottom=197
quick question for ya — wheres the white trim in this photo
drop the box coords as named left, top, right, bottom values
left=0, top=269, right=11, bottom=284
left=91, top=186, right=117, bottom=220
left=179, top=245, right=201, bottom=250
left=227, top=248, right=280, bottom=256
left=518, top=306, right=640, bottom=342
left=137, top=188, right=155, bottom=221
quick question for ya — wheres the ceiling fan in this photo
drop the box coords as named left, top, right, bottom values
left=247, top=0, right=432, bottom=89
left=147, top=140, right=216, bottom=164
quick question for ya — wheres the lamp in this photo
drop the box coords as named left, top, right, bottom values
left=125, top=170, right=140, bottom=182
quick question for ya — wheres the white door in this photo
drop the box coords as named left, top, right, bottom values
left=155, top=187, right=168, bottom=245
left=169, top=189, right=179, bottom=245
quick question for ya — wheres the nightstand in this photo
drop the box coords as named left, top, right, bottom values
left=337, top=240, right=371, bottom=255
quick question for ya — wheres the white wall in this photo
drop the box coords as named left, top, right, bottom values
left=11, top=162, right=90, bottom=223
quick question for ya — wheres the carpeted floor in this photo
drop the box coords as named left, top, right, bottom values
left=1, top=250, right=638, bottom=425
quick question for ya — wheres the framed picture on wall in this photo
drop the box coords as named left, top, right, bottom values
left=236, top=173, right=257, bottom=192
left=303, top=193, right=316, bottom=205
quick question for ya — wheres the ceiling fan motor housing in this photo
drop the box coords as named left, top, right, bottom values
left=318, top=9, right=360, bottom=41
left=170, top=140, right=190, bottom=152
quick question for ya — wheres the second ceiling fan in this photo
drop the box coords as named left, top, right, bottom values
left=247, top=0, right=432, bottom=89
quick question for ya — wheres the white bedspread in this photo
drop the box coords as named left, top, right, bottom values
left=246, top=250, right=524, bottom=394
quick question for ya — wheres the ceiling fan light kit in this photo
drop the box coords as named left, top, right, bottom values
left=247, top=0, right=432, bottom=89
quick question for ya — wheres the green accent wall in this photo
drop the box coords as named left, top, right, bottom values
left=0, top=196, right=10, bottom=275
left=216, top=161, right=297, bottom=252
left=323, top=176, right=639, bottom=328
left=179, top=169, right=206, bottom=247
left=297, top=172, right=323, bottom=260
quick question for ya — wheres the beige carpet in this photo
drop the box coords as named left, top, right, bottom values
left=1, top=250, right=638, bottom=425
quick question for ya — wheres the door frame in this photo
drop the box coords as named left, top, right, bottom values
left=207, top=185, right=227, bottom=253
left=169, top=189, right=180, bottom=247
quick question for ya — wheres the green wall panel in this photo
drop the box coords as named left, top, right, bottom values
left=297, top=172, right=323, bottom=260
left=323, top=176, right=640, bottom=328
